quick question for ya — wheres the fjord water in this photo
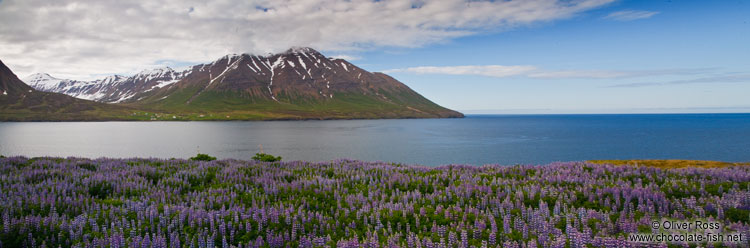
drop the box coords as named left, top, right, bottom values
left=1, top=114, right=749, bottom=166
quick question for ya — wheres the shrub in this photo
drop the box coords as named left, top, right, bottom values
left=252, top=153, right=282, bottom=162
left=725, top=208, right=750, bottom=223
left=89, top=181, right=114, bottom=199
left=190, top=153, right=216, bottom=161
left=78, top=163, right=97, bottom=171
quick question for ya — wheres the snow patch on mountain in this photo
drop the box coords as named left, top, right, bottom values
left=22, top=47, right=371, bottom=104
left=209, top=57, right=242, bottom=86
left=24, top=66, right=191, bottom=103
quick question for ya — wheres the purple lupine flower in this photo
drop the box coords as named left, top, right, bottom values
left=1, top=157, right=749, bottom=248
left=460, top=229, right=468, bottom=248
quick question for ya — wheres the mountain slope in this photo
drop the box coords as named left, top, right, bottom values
left=126, top=47, right=463, bottom=119
left=0, top=60, right=143, bottom=121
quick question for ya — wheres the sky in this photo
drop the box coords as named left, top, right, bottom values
left=1, top=0, right=748, bottom=113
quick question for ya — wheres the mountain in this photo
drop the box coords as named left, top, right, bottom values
left=23, top=67, right=189, bottom=103
left=13, top=47, right=462, bottom=120
left=125, top=47, right=462, bottom=119
left=0, top=59, right=143, bottom=121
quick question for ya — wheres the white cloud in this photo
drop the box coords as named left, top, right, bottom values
left=528, top=68, right=711, bottom=79
left=604, top=10, right=659, bottom=21
left=386, top=65, right=537, bottom=78
left=528, top=70, right=632, bottom=79
left=329, top=54, right=361, bottom=61
left=388, top=65, right=708, bottom=79
left=0, top=0, right=613, bottom=80
left=609, top=74, right=750, bottom=88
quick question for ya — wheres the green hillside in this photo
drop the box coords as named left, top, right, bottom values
left=127, top=86, right=461, bottom=121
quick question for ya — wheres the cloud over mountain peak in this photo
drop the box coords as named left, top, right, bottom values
left=0, top=0, right=613, bottom=79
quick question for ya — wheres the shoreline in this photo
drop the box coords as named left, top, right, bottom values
left=2, top=155, right=749, bottom=168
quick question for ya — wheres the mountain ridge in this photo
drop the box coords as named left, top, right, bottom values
left=23, top=66, right=190, bottom=103
left=0, top=60, right=143, bottom=121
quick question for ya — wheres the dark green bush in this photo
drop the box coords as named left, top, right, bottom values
left=252, top=153, right=282, bottom=162
left=725, top=208, right=750, bottom=223
left=190, top=153, right=216, bottom=161
left=89, top=181, right=114, bottom=199
left=78, top=163, right=97, bottom=171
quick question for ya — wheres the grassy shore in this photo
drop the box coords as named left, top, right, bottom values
left=588, top=159, right=750, bottom=169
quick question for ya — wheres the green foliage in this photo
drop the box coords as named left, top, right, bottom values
left=77, top=163, right=97, bottom=171
left=190, top=153, right=216, bottom=161
left=633, top=211, right=645, bottom=221
left=609, top=213, right=620, bottom=223
left=555, top=217, right=567, bottom=231
left=704, top=182, right=750, bottom=196
left=138, top=170, right=164, bottom=185
left=523, top=192, right=541, bottom=207
left=97, top=198, right=124, bottom=207
left=252, top=153, right=282, bottom=162
left=187, top=168, right=218, bottom=191
left=665, top=187, right=700, bottom=199
left=0, top=228, right=25, bottom=248
left=637, top=224, right=651, bottom=233
left=587, top=218, right=601, bottom=231
left=725, top=208, right=750, bottom=223
left=282, top=174, right=297, bottom=183
left=24, top=171, right=62, bottom=184
left=89, top=181, right=114, bottom=199
left=508, top=230, right=524, bottom=241
left=571, top=192, right=609, bottom=211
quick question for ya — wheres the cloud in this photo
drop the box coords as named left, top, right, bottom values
left=609, top=74, right=750, bottom=88
left=604, top=10, right=659, bottom=21
left=385, top=65, right=537, bottom=78
left=528, top=70, right=632, bottom=79
left=528, top=68, right=714, bottom=79
left=329, top=54, right=361, bottom=61
left=0, top=0, right=613, bottom=80
left=390, top=65, right=750, bottom=89
left=388, top=65, right=711, bottom=79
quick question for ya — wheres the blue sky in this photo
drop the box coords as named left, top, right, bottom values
left=348, top=1, right=750, bottom=113
left=1, top=0, right=748, bottom=113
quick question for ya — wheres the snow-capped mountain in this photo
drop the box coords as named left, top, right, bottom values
left=1, top=58, right=134, bottom=121
left=130, top=47, right=463, bottom=118
left=143, top=46, right=417, bottom=102
left=23, top=67, right=190, bottom=103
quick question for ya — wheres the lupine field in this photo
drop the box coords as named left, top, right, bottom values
left=1, top=156, right=749, bottom=248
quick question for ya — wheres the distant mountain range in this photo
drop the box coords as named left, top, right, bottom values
left=24, top=67, right=188, bottom=103
left=2, top=47, right=462, bottom=121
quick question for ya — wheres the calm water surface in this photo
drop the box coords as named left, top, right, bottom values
left=1, top=114, right=749, bottom=165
